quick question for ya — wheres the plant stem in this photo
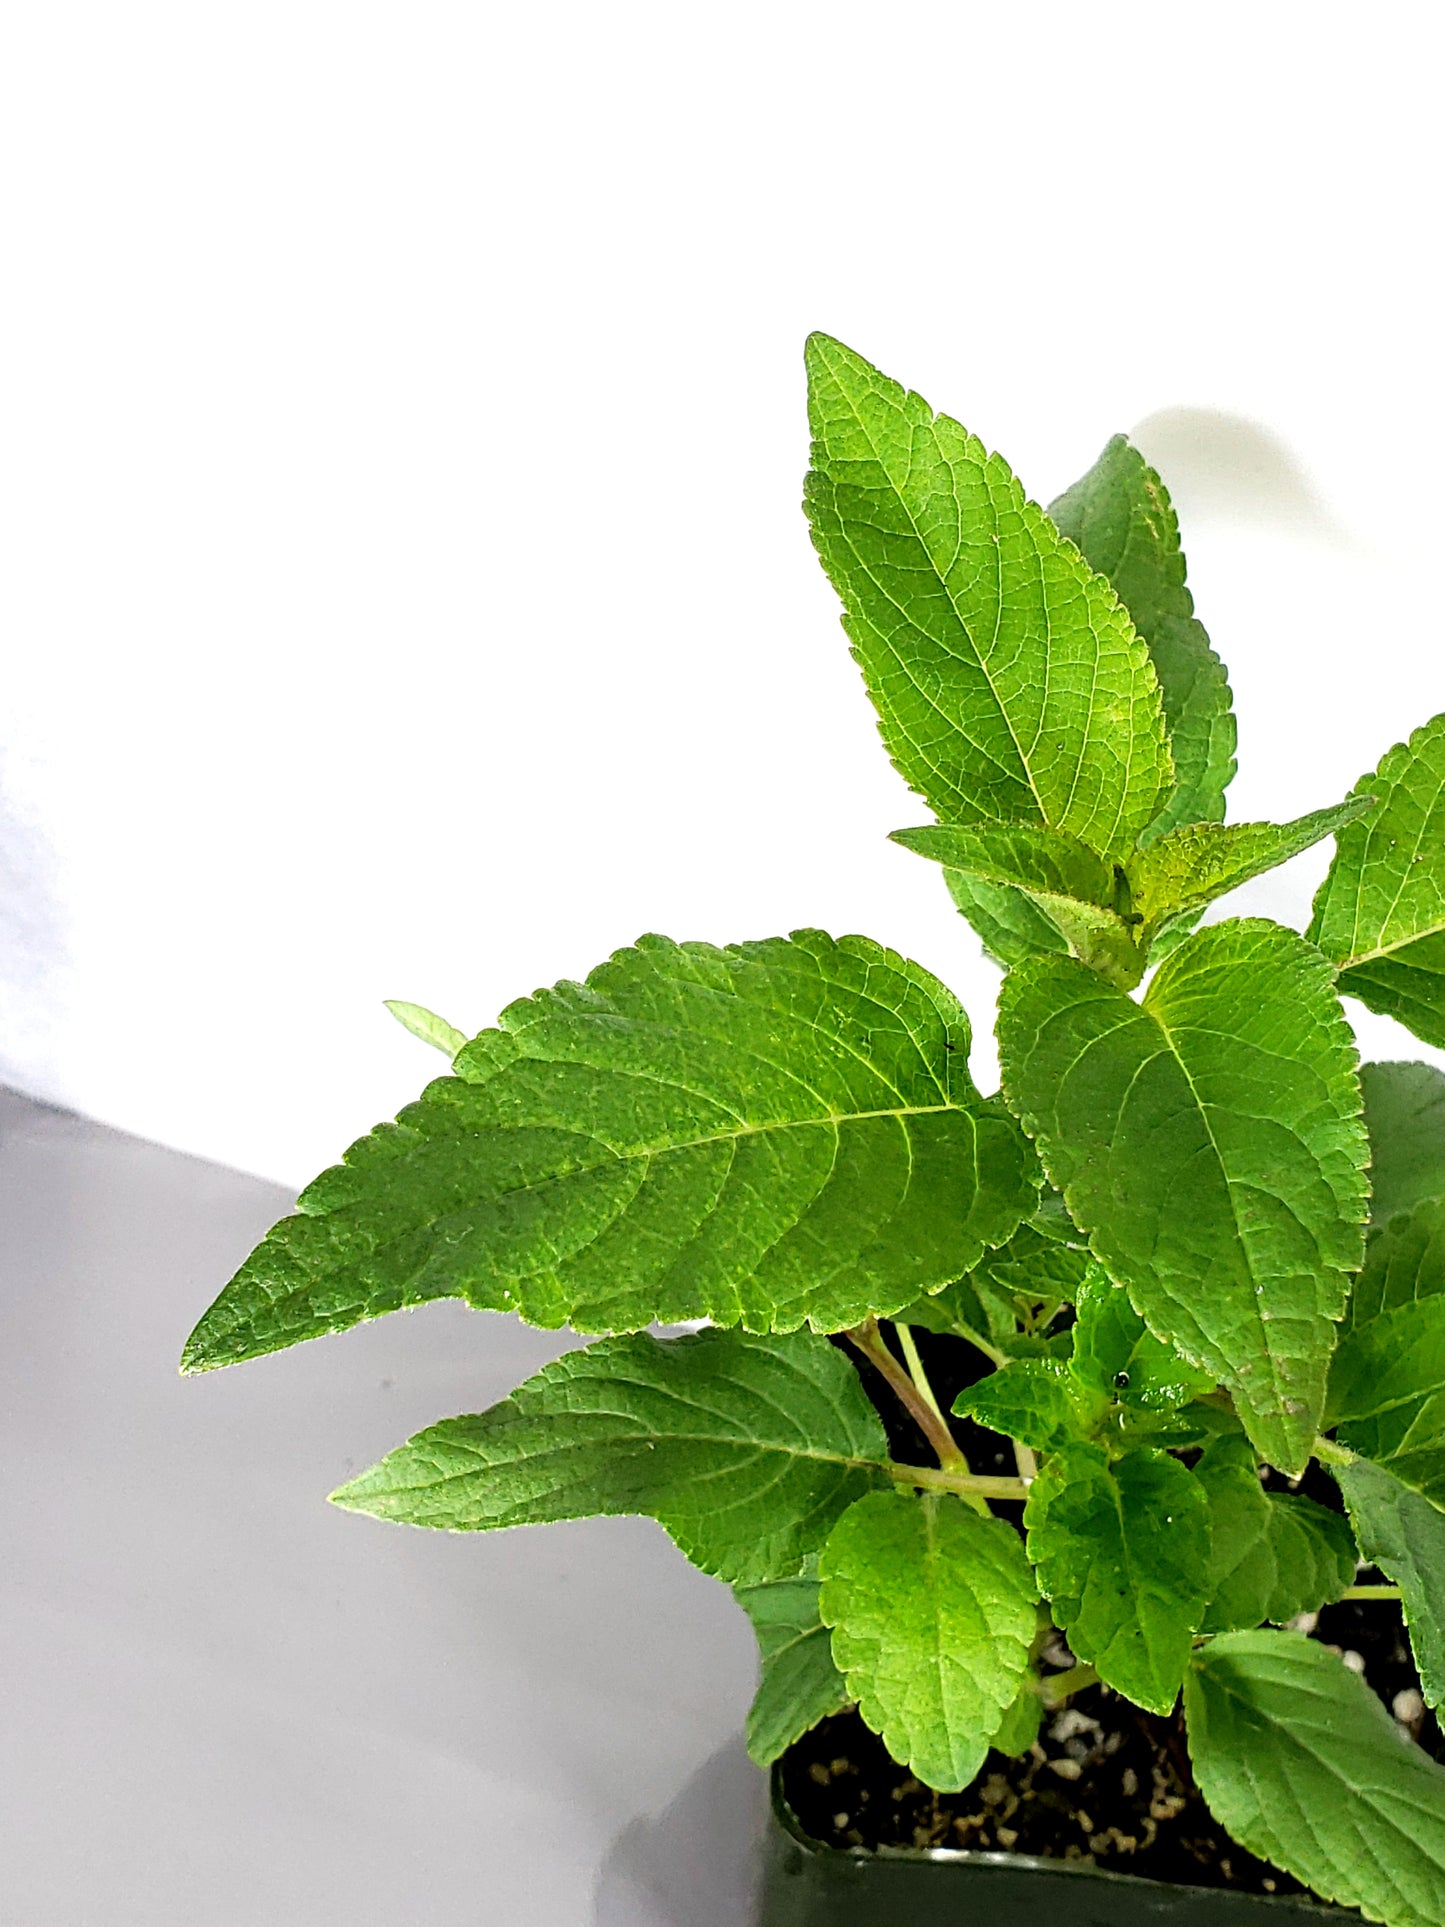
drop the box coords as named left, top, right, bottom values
left=847, top=1318, right=969, bottom=1476
left=894, top=1320, right=951, bottom=1428
left=1342, top=1584, right=1402, bottom=1602
left=887, top=1460, right=1030, bottom=1503
left=1313, top=1434, right=1354, bottom=1467
left=1012, top=1439, right=1039, bottom=1484
left=1039, top=1662, right=1099, bottom=1709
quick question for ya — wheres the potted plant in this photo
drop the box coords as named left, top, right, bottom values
left=182, top=336, right=1445, bottom=1924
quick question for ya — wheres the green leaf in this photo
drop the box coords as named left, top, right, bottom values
left=734, top=1575, right=851, bottom=1767
left=1047, top=434, right=1234, bottom=842
left=892, top=823, right=1144, bottom=989
left=942, top=867, right=1069, bottom=970
left=804, top=335, right=1172, bottom=860
left=1025, top=1443, right=1211, bottom=1713
left=897, top=1222, right=1089, bottom=1353
left=955, top=1359, right=1095, bottom=1449
left=329, top=1327, right=889, bottom=1587
left=1362, top=1061, right=1445, bottom=1229
left=1186, top=1630, right=1445, bottom=1926
left=384, top=999, right=468, bottom=1058
left=989, top=1679, right=1044, bottom=1759
left=1125, top=801, right=1374, bottom=949
left=998, top=919, right=1369, bottom=1472
left=1335, top=1455, right=1445, bottom=1708
left=1069, top=1266, right=1216, bottom=1412
left=1350, top=1197, right=1445, bottom=1329
left=1310, top=712, right=1445, bottom=1048
left=819, top=1490, right=1037, bottom=1792
left=1194, top=1435, right=1355, bottom=1632
left=183, top=930, right=1038, bottom=1370
left=1330, top=1299, right=1445, bottom=1504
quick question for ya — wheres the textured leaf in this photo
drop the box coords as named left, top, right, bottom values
left=1186, top=1630, right=1445, bottom=1926
left=955, top=1359, right=1095, bottom=1450
left=942, top=866, right=1070, bottom=969
left=183, top=930, right=1038, bottom=1370
left=735, top=1575, right=850, bottom=1766
left=898, top=1222, right=1089, bottom=1353
left=1330, top=1300, right=1445, bottom=1504
left=1024, top=1443, right=1211, bottom=1713
left=989, top=1680, right=1044, bottom=1759
left=384, top=999, right=467, bottom=1058
left=999, top=920, right=1369, bottom=1472
left=1195, top=1435, right=1355, bottom=1633
left=1126, top=801, right=1373, bottom=949
left=804, top=335, right=1172, bottom=860
left=1047, top=434, right=1234, bottom=841
left=1069, top=1266, right=1216, bottom=1412
left=330, top=1327, right=889, bottom=1586
left=893, top=823, right=1144, bottom=988
left=1350, top=1197, right=1445, bottom=1329
left=1335, top=1456, right=1445, bottom=1708
left=1362, top=1061, right=1445, bottom=1229
left=1310, top=713, right=1445, bottom=1048
left=820, top=1490, right=1037, bottom=1791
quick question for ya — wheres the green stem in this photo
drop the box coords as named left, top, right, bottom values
left=887, top=1460, right=1030, bottom=1503
left=1342, top=1584, right=1402, bottom=1602
left=1313, top=1434, right=1354, bottom=1468
left=1039, top=1662, right=1099, bottom=1709
left=894, top=1321, right=950, bottom=1429
left=847, top=1319, right=969, bottom=1477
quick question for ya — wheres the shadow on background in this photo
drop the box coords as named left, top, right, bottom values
left=1129, top=406, right=1349, bottom=540
left=594, top=1734, right=767, bottom=1927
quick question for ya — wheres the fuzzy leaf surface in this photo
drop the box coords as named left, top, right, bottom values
left=999, top=920, right=1369, bottom=1472
left=820, top=1490, right=1036, bottom=1792
left=330, top=1328, right=889, bottom=1586
left=183, top=930, right=1037, bottom=1369
left=1311, top=713, right=1445, bottom=1047
left=1335, top=1456, right=1445, bottom=1709
left=943, top=867, right=1070, bottom=969
left=1330, top=1300, right=1445, bottom=1504
left=1362, top=1061, right=1445, bottom=1229
left=1186, top=1630, right=1445, bottom=1926
left=1025, top=1443, right=1211, bottom=1713
left=804, top=335, right=1171, bottom=860
left=1126, top=801, right=1372, bottom=947
left=735, top=1576, right=850, bottom=1766
left=1195, top=1435, right=1355, bottom=1632
left=1047, top=434, right=1234, bottom=841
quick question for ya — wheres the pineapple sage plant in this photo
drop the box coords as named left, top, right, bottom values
left=183, top=337, right=1445, bottom=1922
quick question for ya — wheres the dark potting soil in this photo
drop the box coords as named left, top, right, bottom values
left=781, top=1600, right=1439, bottom=1895
left=796, top=1327, right=1444, bottom=1896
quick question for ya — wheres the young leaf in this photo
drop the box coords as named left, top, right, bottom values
left=804, top=334, right=1172, bottom=860
left=1069, top=1266, right=1216, bottom=1412
left=1194, top=1435, right=1355, bottom=1633
left=941, top=867, right=1069, bottom=970
left=955, top=1359, right=1096, bottom=1450
left=892, top=823, right=1144, bottom=989
left=1362, top=1060, right=1445, bottom=1229
left=183, top=930, right=1038, bottom=1371
left=1186, top=1631, right=1445, bottom=1927
left=1125, top=800, right=1374, bottom=948
left=1335, top=1456, right=1445, bottom=1709
left=1047, top=435, right=1235, bottom=842
left=384, top=999, right=468, bottom=1058
left=897, top=1222, right=1089, bottom=1354
left=1329, top=1299, right=1445, bottom=1504
left=734, top=1575, right=850, bottom=1768
left=1024, top=1443, right=1212, bottom=1713
left=819, top=1490, right=1037, bottom=1792
left=330, top=1327, right=889, bottom=1587
left=1310, top=712, right=1445, bottom=1047
left=999, top=920, right=1369, bottom=1473
left=1349, top=1196, right=1445, bottom=1329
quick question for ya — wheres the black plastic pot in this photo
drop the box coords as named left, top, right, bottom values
left=762, top=1770, right=1344, bottom=1924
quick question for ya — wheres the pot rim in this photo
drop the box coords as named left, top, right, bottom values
left=769, top=1764, right=1344, bottom=1916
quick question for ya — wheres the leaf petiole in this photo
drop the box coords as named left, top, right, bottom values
left=886, top=1460, right=1030, bottom=1504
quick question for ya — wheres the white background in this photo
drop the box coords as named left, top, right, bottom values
left=2, top=3, right=1442, bottom=1186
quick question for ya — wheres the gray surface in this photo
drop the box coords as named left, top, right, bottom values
left=1, top=1089, right=765, bottom=1925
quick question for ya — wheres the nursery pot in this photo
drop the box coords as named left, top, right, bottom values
left=761, top=1769, right=1345, bottom=1925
